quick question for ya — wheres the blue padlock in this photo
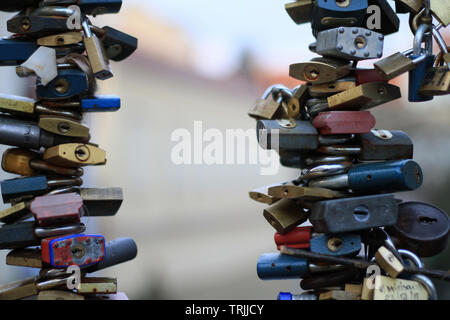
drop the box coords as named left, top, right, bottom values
left=0, top=39, right=37, bottom=66
left=348, top=159, right=423, bottom=193
left=278, top=292, right=317, bottom=300
left=257, top=253, right=308, bottom=280
left=312, top=0, right=368, bottom=36
left=409, top=24, right=435, bottom=102
left=36, top=69, right=89, bottom=100
left=81, top=95, right=121, bottom=112
left=310, top=233, right=361, bottom=256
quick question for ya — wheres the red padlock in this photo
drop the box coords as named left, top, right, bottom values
left=30, top=193, right=82, bottom=226
left=274, top=226, right=313, bottom=250
left=41, top=234, right=106, bottom=268
left=355, top=68, right=389, bottom=85
left=313, top=111, right=376, bottom=135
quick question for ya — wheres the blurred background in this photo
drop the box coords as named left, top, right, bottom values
left=0, top=0, right=449, bottom=299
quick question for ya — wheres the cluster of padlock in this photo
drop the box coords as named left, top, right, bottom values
left=0, top=0, right=138, bottom=300
left=249, top=0, right=450, bottom=300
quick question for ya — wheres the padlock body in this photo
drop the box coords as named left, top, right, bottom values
left=310, top=194, right=398, bottom=233
left=30, top=193, right=82, bottom=226
left=0, top=39, right=37, bottom=66
left=1, top=148, right=39, bottom=176
left=101, top=26, right=137, bottom=61
left=257, top=120, right=318, bottom=151
left=310, top=233, right=361, bottom=256
left=257, top=253, right=308, bottom=280
left=41, top=234, right=106, bottom=268
left=358, top=130, right=413, bottom=160
left=1, top=176, right=48, bottom=203
left=81, top=95, right=120, bottom=112
left=348, top=159, right=423, bottom=193
left=7, top=15, right=70, bottom=37
left=313, top=111, right=376, bottom=135
left=274, top=226, right=313, bottom=250
left=36, top=69, right=89, bottom=100
left=365, top=0, right=400, bottom=35
left=408, top=54, right=435, bottom=102
left=0, top=221, right=38, bottom=249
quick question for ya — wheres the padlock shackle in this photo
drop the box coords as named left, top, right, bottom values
left=30, top=6, right=76, bottom=17
left=413, top=24, right=432, bottom=56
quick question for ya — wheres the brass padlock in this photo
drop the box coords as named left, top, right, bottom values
left=2, top=148, right=39, bottom=176
left=375, top=246, right=405, bottom=278
left=309, top=78, right=356, bottom=97
left=0, top=202, right=31, bottom=224
left=373, top=275, right=429, bottom=300
left=248, top=85, right=291, bottom=120
left=285, top=0, right=313, bottom=24
left=396, top=0, right=424, bottom=13
left=6, top=248, right=43, bottom=268
left=0, top=94, right=35, bottom=115
left=263, top=199, right=309, bottom=234
left=419, top=66, right=450, bottom=96
left=38, top=115, right=90, bottom=138
left=430, top=0, right=450, bottom=26
left=82, top=20, right=113, bottom=80
left=43, top=143, right=107, bottom=167
left=327, top=82, right=401, bottom=110
left=267, top=185, right=342, bottom=201
left=76, top=277, right=117, bottom=294
left=249, top=182, right=292, bottom=205
left=319, top=290, right=359, bottom=300
left=287, top=85, right=309, bottom=119
left=290, top=57, right=351, bottom=84
left=37, top=32, right=83, bottom=47
left=38, top=290, right=85, bottom=300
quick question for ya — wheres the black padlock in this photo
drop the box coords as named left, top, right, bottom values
left=366, top=0, right=400, bottom=35
left=7, top=14, right=71, bottom=37
left=0, top=1, right=40, bottom=12
left=92, top=26, right=138, bottom=62
left=386, top=202, right=450, bottom=257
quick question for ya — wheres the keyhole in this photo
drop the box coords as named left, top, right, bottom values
left=57, top=122, right=71, bottom=133
left=56, top=37, right=65, bottom=45
left=327, top=237, right=343, bottom=252
left=75, top=145, right=90, bottom=161
left=54, top=79, right=70, bottom=94
left=335, top=0, right=351, bottom=8
left=21, top=18, right=31, bottom=31
left=354, top=36, right=367, bottom=49
left=418, top=216, right=438, bottom=224
left=353, top=205, right=370, bottom=222
left=305, top=66, right=320, bottom=81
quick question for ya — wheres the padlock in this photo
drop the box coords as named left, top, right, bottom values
left=313, top=111, right=376, bottom=134
left=256, top=120, right=318, bottom=151
left=358, top=129, right=413, bottom=160
left=79, top=187, right=123, bottom=216
left=1, top=176, right=83, bottom=203
left=430, top=0, right=450, bottom=27
left=285, top=0, right=313, bottom=25
left=6, top=248, right=43, bottom=268
left=38, top=115, right=90, bottom=138
left=278, top=292, right=318, bottom=300
left=91, top=26, right=138, bottom=62
left=0, top=94, right=79, bottom=119
left=0, top=221, right=86, bottom=249
left=267, top=185, right=343, bottom=200
left=0, top=202, right=32, bottom=224
left=82, top=19, right=113, bottom=80
left=327, top=82, right=401, bottom=110
left=41, top=0, right=123, bottom=16
left=354, top=68, right=389, bottom=85
left=372, top=275, right=429, bottom=300
left=375, top=246, right=405, bottom=278
left=309, top=78, right=356, bottom=98
left=300, top=267, right=363, bottom=290
left=287, top=85, right=310, bottom=119
left=0, top=0, right=40, bottom=11
left=310, top=194, right=398, bottom=233
left=81, top=95, right=121, bottom=112
left=315, top=27, right=384, bottom=60
left=248, top=85, right=291, bottom=120
left=263, top=199, right=309, bottom=234
left=374, top=49, right=427, bottom=80
left=366, top=0, right=400, bottom=35
left=319, top=290, right=360, bottom=300
left=345, top=283, right=363, bottom=297
left=386, top=202, right=450, bottom=257
left=394, top=0, right=423, bottom=14
left=41, top=234, right=106, bottom=268
left=2, top=148, right=84, bottom=177
left=309, top=159, right=423, bottom=193
left=257, top=252, right=345, bottom=280
left=274, top=226, right=361, bottom=256
left=30, top=193, right=83, bottom=226
left=0, top=39, right=37, bottom=66
left=36, top=68, right=90, bottom=100
left=37, top=32, right=83, bottom=47
left=0, top=276, right=69, bottom=300
left=249, top=182, right=289, bottom=205
left=311, top=0, right=368, bottom=36
left=290, top=57, right=352, bottom=85
left=408, top=24, right=435, bottom=102
left=76, top=277, right=117, bottom=294
left=43, top=143, right=107, bottom=167
left=419, top=65, right=450, bottom=96
left=7, top=14, right=72, bottom=37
